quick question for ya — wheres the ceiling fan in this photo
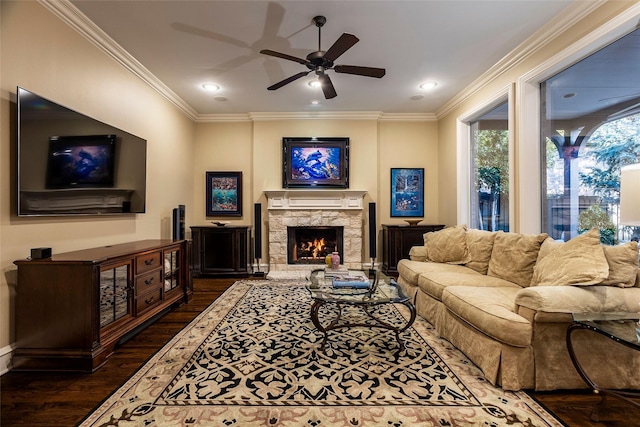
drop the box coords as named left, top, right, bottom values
left=259, top=15, right=386, bottom=99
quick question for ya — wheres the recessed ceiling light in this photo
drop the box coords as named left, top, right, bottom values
left=310, top=99, right=320, bottom=105
left=202, top=83, right=221, bottom=92
left=419, top=81, right=438, bottom=90
left=308, top=80, right=322, bottom=88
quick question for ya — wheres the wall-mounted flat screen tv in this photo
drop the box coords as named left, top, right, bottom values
left=17, top=87, right=147, bottom=216
left=282, top=137, right=349, bottom=188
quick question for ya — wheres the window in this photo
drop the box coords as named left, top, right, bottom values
left=469, top=102, right=510, bottom=231
left=541, top=28, right=640, bottom=243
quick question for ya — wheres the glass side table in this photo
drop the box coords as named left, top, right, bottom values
left=567, top=312, right=640, bottom=421
left=306, top=269, right=416, bottom=353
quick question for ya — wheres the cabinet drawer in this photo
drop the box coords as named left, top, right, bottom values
left=135, top=270, right=162, bottom=296
left=136, top=251, right=161, bottom=274
left=135, top=288, right=162, bottom=315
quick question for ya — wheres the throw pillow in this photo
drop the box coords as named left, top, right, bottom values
left=536, top=237, right=564, bottom=263
left=530, top=228, right=609, bottom=287
left=601, top=241, right=639, bottom=288
left=464, top=228, right=496, bottom=275
left=487, top=231, right=548, bottom=287
left=424, top=224, right=470, bottom=264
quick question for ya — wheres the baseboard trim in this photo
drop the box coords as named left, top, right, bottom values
left=0, top=343, right=15, bottom=376
left=251, top=262, right=269, bottom=275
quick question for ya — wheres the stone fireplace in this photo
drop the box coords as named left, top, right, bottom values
left=264, top=190, right=366, bottom=272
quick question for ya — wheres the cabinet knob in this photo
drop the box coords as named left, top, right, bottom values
left=144, top=277, right=154, bottom=285
left=145, top=296, right=154, bottom=305
left=144, top=259, right=154, bottom=266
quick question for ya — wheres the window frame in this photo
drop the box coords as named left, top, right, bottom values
left=516, top=6, right=640, bottom=233
left=456, top=85, right=514, bottom=228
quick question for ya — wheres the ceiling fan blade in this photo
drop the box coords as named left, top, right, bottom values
left=318, top=74, right=337, bottom=99
left=323, top=33, right=359, bottom=62
left=260, top=49, right=308, bottom=65
left=267, top=71, right=311, bottom=90
left=334, top=65, right=386, bottom=78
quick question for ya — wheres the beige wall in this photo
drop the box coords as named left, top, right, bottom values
left=192, top=119, right=438, bottom=262
left=0, top=1, right=195, bottom=363
left=379, top=121, right=439, bottom=226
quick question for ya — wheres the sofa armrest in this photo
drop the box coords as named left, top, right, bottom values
left=515, top=285, right=640, bottom=314
left=408, top=245, right=427, bottom=262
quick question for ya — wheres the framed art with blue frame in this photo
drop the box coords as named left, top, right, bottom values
left=206, top=171, right=242, bottom=216
left=390, top=168, right=424, bottom=217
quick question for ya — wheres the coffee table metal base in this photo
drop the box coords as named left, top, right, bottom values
left=566, top=320, right=640, bottom=421
left=310, top=299, right=416, bottom=353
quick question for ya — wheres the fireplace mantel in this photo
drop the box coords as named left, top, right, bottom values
left=264, top=190, right=367, bottom=210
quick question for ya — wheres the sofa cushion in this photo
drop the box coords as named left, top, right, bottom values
left=602, top=241, right=639, bottom=288
left=442, top=286, right=532, bottom=347
left=515, top=285, right=640, bottom=314
left=531, top=228, right=609, bottom=287
left=464, top=228, right=496, bottom=275
left=418, top=270, right=519, bottom=301
left=487, top=231, right=547, bottom=288
left=424, top=225, right=471, bottom=264
left=397, top=259, right=472, bottom=286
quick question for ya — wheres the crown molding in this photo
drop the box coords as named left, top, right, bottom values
left=379, top=113, right=437, bottom=122
left=194, top=111, right=436, bottom=122
left=195, top=114, right=253, bottom=123
left=247, top=111, right=383, bottom=121
left=436, top=0, right=607, bottom=119
left=39, top=0, right=199, bottom=121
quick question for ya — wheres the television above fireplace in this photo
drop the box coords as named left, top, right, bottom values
left=282, top=137, right=349, bottom=188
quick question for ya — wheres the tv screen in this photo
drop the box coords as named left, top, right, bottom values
left=46, top=135, right=116, bottom=189
left=17, top=87, right=147, bottom=216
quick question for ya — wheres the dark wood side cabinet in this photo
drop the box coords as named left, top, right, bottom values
left=381, top=224, right=445, bottom=275
left=191, top=226, right=250, bottom=277
left=13, top=239, right=190, bottom=372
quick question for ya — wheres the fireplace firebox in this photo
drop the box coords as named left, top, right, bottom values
left=287, top=226, right=344, bottom=264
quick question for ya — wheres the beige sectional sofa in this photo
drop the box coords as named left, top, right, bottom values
left=397, top=225, right=640, bottom=391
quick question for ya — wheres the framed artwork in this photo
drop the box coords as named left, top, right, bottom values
left=206, top=171, right=242, bottom=216
left=390, top=168, right=424, bottom=217
left=282, top=137, right=349, bottom=188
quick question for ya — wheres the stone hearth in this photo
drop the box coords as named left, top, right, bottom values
left=264, top=190, right=366, bottom=272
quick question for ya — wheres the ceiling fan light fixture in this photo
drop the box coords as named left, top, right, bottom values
left=308, top=80, right=322, bottom=88
left=419, top=81, right=438, bottom=90
left=260, top=16, right=385, bottom=99
left=202, top=83, right=221, bottom=92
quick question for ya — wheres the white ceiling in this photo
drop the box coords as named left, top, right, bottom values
left=68, top=0, right=576, bottom=116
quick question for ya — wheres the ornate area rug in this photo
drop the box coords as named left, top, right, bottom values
left=80, top=280, right=562, bottom=427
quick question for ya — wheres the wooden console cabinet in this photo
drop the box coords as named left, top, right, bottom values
left=381, top=224, right=445, bottom=275
left=191, top=226, right=250, bottom=277
left=13, top=239, right=190, bottom=372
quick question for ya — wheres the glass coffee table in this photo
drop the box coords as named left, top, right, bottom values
left=306, top=268, right=416, bottom=353
left=567, top=312, right=640, bottom=421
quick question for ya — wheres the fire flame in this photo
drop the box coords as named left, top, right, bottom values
left=299, top=238, right=327, bottom=258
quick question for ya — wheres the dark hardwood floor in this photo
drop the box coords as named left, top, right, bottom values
left=1, top=278, right=638, bottom=426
